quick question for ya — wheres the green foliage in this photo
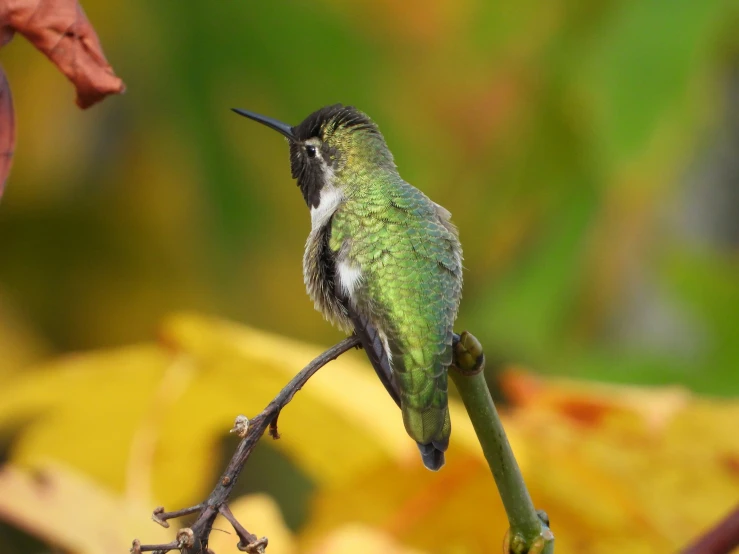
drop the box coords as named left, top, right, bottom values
left=1, top=0, right=738, bottom=395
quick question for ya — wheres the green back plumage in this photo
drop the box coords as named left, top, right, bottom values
left=329, top=169, right=462, bottom=447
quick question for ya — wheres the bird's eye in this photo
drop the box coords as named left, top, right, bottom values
left=305, top=145, right=317, bottom=158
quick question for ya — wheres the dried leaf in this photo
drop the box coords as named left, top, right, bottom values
left=0, top=0, right=125, bottom=108
left=0, top=64, right=13, bottom=196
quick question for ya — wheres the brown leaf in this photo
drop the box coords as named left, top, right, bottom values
left=0, top=0, right=125, bottom=108
left=0, top=64, right=13, bottom=196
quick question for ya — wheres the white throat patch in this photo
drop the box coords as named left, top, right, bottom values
left=310, top=182, right=343, bottom=230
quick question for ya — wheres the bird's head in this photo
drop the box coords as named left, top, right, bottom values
left=233, top=104, right=395, bottom=208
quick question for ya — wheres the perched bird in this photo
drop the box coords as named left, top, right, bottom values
left=233, top=104, right=463, bottom=470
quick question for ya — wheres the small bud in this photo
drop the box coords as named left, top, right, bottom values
left=452, top=331, right=485, bottom=375
left=177, top=528, right=195, bottom=548
left=151, top=506, right=169, bottom=528
left=239, top=536, right=268, bottom=553
left=528, top=536, right=548, bottom=554
left=130, top=539, right=142, bottom=554
left=508, top=532, right=527, bottom=554
left=269, top=418, right=281, bottom=440
left=230, top=415, right=249, bottom=438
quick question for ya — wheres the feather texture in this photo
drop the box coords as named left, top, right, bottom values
left=295, top=105, right=462, bottom=470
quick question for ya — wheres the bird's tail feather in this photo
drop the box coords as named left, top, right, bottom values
left=417, top=442, right=445, bottom=471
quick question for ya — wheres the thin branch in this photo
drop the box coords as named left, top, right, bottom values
left=152, top=505, right=204, bottom=528
left=131, top=335, right=360, bottom=554
left=681, top=504, right=739, bottom=554
left=219, top=504, right=268, bottom=553
left=133, top=330, right=550, bottom=554
left=450, top=331, right=554, bottom=554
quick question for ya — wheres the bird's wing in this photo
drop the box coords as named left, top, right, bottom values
left=342, top=301, right=401, bottom=408
left=322, top=213, right=401, bottom=407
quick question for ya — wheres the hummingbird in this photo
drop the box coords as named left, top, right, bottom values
left=233, top=104, right=463, bottom=470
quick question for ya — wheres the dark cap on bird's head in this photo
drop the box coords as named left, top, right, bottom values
left=231, top=104, right=378, bottom=143
left=232, top=104, right=391, bottom=209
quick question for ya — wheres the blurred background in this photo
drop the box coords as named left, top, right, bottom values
left=1, top=1, right=739, bottom=553
left=2, top=0, right=739, bottom=390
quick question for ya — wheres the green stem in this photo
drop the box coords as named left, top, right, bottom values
left=451, top=332, right=554, bottom=554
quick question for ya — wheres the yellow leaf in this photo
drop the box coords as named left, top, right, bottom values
left=302, top=369, right=739, bottom=553
left=301, top=452, right=510, bottom=553
left=0, top=345, right=172, bottom=497
left=309, top=523, right=427, bottom=554
left=0, top=293, right=48, bottom=380
left=0, top=313, right=479, bottom=508
left=2, top=315, right=736, bottom=554
left=0, top=462, right=173, bottom=554
left=156, top=313, right=421, bottom=490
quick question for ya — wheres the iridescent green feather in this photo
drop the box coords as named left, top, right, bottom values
left=329, top=171, right=462, bottom=447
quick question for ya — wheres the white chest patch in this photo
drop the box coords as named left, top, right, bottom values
left=378, top=328, right=393, bottom=368
left=337, top=261, right=363, bottom=299
left=310, top=183, right=343, bottom=231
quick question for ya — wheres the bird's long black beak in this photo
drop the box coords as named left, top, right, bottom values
left=231, top=108, right=295, bottom=140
